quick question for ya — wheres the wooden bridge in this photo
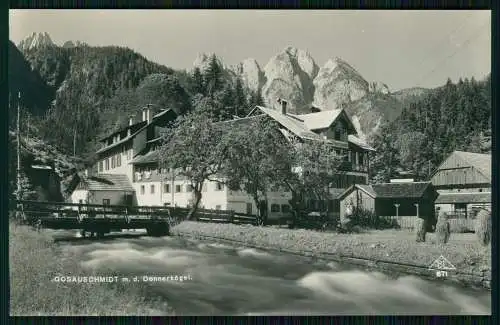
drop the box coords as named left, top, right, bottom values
left=12, top=200, right=260, bottom=238
left=13, top=200, right=183, bottom=238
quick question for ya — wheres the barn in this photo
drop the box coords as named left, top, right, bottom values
left=338, top=181, right=438, bottom=220
left=430, top=150, right=491, bottom=218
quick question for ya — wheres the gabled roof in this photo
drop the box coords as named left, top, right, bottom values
left=248, top=105, right=374, bottom=151
left=453, top=151, right=491, bottom=180
left=339, top=182, right=433, bottom=200
left=338, top=184, right=377, bottom=200
left=98, top=121, right=147, bottom=143
left=290, top=109, right=343, bottom=130
left=255, top=106, right=322, bottom=140
left=97, top=109, right=177, bottom=155
left=371, top=181, right=432, bottom=199
left=130, top=149, right=161, bottom=165
left=435, top=192, right=491, bottom=204
left=78, top=174, right=134, bottom=191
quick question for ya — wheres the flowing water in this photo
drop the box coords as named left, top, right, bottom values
left=50, top=230, right=490, bottom=315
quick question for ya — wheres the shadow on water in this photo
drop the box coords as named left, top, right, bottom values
left=47, top=229, right=491, bottom=315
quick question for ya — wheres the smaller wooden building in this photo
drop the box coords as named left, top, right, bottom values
left=338, top=181, right=438, bottom=219
left=71, top=174, right=135, bottom=206
left=430, top=150, right=491, bottom=218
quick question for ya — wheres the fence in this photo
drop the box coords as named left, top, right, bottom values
left=194, top=209, right=258, bottom=225
left=380, top=216, right=418, bottom=230
left=380, top=215, right=476, bottom=233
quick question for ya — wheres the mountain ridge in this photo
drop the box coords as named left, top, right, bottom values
left=14, top=33, right=434, bottom=140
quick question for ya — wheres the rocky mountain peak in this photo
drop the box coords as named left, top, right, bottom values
left=62, top=41, right=75, bottom=49
left=192, top=52, right=227, bottom=72
left=19, top=32, right=55, bottom=51
left=231, top=58, right=266, bottom=93
left=261, top=47, right=319, bottom=113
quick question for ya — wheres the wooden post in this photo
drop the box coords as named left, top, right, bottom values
left=73, top=128, right=77, bottom=157
left=16, top=92, right=22, bottom=220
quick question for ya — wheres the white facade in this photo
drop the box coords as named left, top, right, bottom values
left=70, top=189, right=130, bottom=206
left=97, top=142, right=135, bottom=182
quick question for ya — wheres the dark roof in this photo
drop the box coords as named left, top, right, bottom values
left=98, top=121, right=147, bottom=143
left=357, top=184, right=377, bottom=197
left=130, top=149, right=161, bottom=165
left=371, top=182, right=432, bottom=199
left=79, top=174, right=134, bottom=191
left=97, top=109, right=176, bottom=153
left=96, top=134, right=135, bottom=154
left=435, top=192, right=491, bottom=204
left=337, top=184, right=377, bottom=200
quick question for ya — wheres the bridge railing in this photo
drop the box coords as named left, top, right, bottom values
left=13, top=200, right=258, bottom=225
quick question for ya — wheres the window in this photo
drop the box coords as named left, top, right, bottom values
left=215, top=205, right=221, bottom=210
left=102, top=199, right=110, bottom=206
left=150, top=185, right=155, bottom=194
left=281, top=205, right=291, bottom=213
left=111, top=156, right=115, bottom=168
left=79, top=199, right=84, bottom=204
left=127, top=149, right=132, bottom=160
left=186, top=185, right=193, bottom=192
left=164, top=184, right=170, bottom=193
left=479, top=189, right=483, bottom=192
left=359, top=153, right=364, bottom=166
left=246, top=203, right=253, bottom=215
left=175, top=185, right=182, bottom=193
left=334, top=129, right=341, bottom=140
left=98, top=161, right=103, bottom=172
left=216, top=183, right=224, bottom=191
left=140, top=185, right=145, bottom=195
left=105, top=158, right=110, bottom=170
left=116, top=154, right=121, bottom=167
left=271, top=204, right=280, bottom=213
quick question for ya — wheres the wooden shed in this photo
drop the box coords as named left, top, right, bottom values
left=338, top=182, right=438, bottom=219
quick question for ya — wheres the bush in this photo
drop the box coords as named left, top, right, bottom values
left=415, top=217, right=426, bottom=242
left=342, top=207, right=400, bottom=233
left=435, top=212, right=451, bottom=244
left=475, top=209, right=491, bottom=246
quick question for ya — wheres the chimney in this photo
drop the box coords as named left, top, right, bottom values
left=129, top=117, right=133, bottom=126
left=277, top=98, right=288, bottom=114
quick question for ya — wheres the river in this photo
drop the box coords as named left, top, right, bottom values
left=50, top=230, right=490, bottom=315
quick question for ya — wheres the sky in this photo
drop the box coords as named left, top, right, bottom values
left=9, top=10, right=491, bottom=91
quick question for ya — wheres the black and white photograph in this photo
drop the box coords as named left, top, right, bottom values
left=8, top=9, right=492, bottom=316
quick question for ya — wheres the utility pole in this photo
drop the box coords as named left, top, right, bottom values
left=16, top=92, right=22, bottom=220
left=73, top=128, right=77, bottom=157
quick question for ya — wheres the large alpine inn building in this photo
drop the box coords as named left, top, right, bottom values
left=71, top=100, right=375, bottom=218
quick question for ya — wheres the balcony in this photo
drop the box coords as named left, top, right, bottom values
left=337, top=161, right=368, bottom=173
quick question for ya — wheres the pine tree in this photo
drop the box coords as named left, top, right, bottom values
left=204, top=54, right=223, bottom=97
left=233, top=78, right=247, bottom=117
left=192, top=67, right=205, bottom=95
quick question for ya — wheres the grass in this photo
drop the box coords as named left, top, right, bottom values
left=172, top=221, right=491, bottom=276
left=9, top=222, right=170, bottom=316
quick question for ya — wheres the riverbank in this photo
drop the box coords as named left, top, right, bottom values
left=171, top=221, right=491, bottom=289
left=9, top=222, right=169, bottom=316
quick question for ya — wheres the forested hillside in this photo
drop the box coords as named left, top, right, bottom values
left=370, top=75, right=491, bottom=183
left=11, top=38, right=263, bottom=164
